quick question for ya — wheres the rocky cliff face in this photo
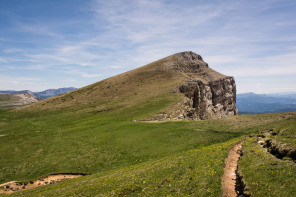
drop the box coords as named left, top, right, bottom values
left=178, top=77, right=238, bottom=120
left=145, top=51, right=238, bottom=121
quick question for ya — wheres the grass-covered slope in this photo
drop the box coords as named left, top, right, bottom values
left=1, top=52, right=296, bottom=196
left=20, top=51, right=224, bottom=112
left=0, top=101, right=243, bottom=185
left=9, top=138, right=240, bottom=197
left=1, top=108, right=294, bottom=189
left=0, top=52, right=232, bottom=188
left=238, top=114, right=296, bottom=197
left=239, top=138, right=296, bottom=197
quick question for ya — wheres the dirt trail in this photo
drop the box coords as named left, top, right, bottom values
left=222, top=141, right=243, bottom=197
left=0, top=174, right=83, bottom=194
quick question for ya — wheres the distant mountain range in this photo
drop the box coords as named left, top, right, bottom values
left=0, top=87, right=77, bottom=99
left=237, top=92, right=296, bottom=114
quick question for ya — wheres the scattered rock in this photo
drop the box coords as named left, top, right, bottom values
left=258, top=140, right=265, bottom=145
left=97, top=108, right=112, bottom=113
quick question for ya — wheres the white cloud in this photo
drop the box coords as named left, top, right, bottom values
left=3, top=48, right=25, bottom=53
left=215, top=51, right=296, bottom=77
left=0, top=57, right=8, bottom=63
left=0, top=75, right=40, bottom=90
left=15, top=21, right=60, bottom=38
left=66, top=70, right=102, bottom=78
left=1, top=0, right=295, bottom=92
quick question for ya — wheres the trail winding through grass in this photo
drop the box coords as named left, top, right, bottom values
left=222, top=141, right=243, bottom=197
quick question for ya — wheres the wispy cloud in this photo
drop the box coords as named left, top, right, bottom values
left=15, top=22, right=60, bottom=38
left=0, top=57, right=8, bottom=63
left=0, top=0, right=295, bottom=92
left=66, top=69, right=102, bottom=78
left=0, top=75, right=40, bottom=90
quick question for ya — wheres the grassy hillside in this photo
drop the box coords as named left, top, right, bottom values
left=8, top=138, right=241, bottom=196
left=1, top=52, right=229, bottom=187
left=20, top=52, right=224, bottom=112
left=238, top=114, right=296, bottom=197
left=0, top=52, right=295, bottom=196
left=1, top=111, right=295, bottom=196
left=239, top=139, right=296, bottom=197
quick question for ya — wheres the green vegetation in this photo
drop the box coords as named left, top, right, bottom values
left=239, top=138, right=296, bottom=197
left=1, top=102, right=295, bottom=196
left=266, top=115, right=296, bottom=149
left=238, top=115, right=296, bottom=197
left=0, top=93, right=242, bottom=184
left=9, top=138, right=240, bottom=196
left=0, top=54, right=295, bottom=196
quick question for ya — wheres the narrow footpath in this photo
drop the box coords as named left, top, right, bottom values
left=222, top=141, right=243, bottom=197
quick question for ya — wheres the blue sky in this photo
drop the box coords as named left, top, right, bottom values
left=0, top=0, right=296, bottom=93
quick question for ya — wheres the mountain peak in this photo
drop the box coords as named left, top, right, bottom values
left=166, top=51, right=209, bottom=73
left=177, top=51, right=204, bottom=61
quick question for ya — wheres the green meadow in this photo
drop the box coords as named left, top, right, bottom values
left=0, top=56, right=295, bottom=196
left=1, top=93, right=242, bottom=185
left=1, top=94, right=295, bottom=196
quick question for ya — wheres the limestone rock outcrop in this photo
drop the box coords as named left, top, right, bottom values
left=178, top=77, right=238, bottom=120
left=175, top=52, right=238, bottom=120
left=145, top=51, right=238, bottom=121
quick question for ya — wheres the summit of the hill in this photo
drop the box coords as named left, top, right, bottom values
left=170, top=51, right=208, bottom=71
left=158, top=51, right=208, bottom=71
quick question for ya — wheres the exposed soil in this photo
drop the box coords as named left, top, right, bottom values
left=0, top=135, right=6, bottom=137
left=0, top=173, right=85, bottom=194
left=222, top=141, right=244, bottom=197
left=264, top=139, right=296, bottom=162
left=256, top=132, right=296, bottom=162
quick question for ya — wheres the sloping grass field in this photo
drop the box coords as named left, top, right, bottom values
left=8, top=138, right=241, bottom=197
left=0, top=93, right=242, bottom=185
left=238, top=114, right=296, bottom=197
left=239, top=138, right=296, bottom=197
left=1, top=95, right=295, bottom=196
left=0, top=55, right=295, bottom=196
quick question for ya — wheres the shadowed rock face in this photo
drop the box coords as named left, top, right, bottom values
left=179, top=77, right=238, bottom=120
left=175, top=52, right=238, bottom=120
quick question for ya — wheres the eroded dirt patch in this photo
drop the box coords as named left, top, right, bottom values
left=222, top=141, right=244, bottom=197
left=0, top=173, right=85, bottom=194
left=263, top=139, right=296, bottom=162
left=256, top=132, right=296, bottom=162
